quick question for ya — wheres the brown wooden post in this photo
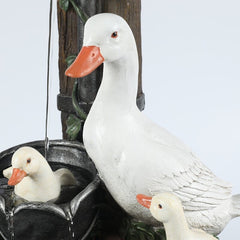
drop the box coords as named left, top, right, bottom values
left=57, top=0, right=144, bottom=140
left=57, top=3, right=79, bottom=139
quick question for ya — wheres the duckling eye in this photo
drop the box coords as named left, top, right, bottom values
left=27, top=158, right=31, bottom=164
left=111, top=31, right=118, bottom=38
left=158, top=204, right=162, bottom=209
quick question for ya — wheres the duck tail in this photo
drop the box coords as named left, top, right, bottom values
left=230, top=194, right=240, bottom=218
left=55, top=168, right=77, bottom=186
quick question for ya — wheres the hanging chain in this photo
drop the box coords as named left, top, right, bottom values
left=45, top=0, right=53, bottom=158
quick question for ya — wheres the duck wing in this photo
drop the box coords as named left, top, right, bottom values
left=149, top=154, right=232, bottom=211
left=136, top=112, right=232, bottom=211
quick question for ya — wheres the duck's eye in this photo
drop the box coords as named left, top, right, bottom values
left=27, top=158, right=31, bottom=164
left=111, top=31, right=118, bottom=38
left=158, top=204, right=162, bottom=209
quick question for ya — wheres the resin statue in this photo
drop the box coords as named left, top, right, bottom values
left=65, top=13, right=240, bottom=235
left=3, top=146, right=77, bottom=202
left=137, top=193, right=217, bottom=240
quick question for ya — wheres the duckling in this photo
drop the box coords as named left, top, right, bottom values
left=3, top=146, right=77, bottom=202
left=137, top=193, right=217, bottom=240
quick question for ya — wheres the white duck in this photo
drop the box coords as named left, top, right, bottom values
left=65, top=13, right=240, bottom=235
left=3, top=146, right=77, bottom=202
left=137, top=193, right=217, bottom=240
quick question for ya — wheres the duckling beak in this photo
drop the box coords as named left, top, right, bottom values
left=65, top=46, right=104, bottom=78
left=136, top=194, right=152, bottom=209
left=8, top=168, right=27, bottom=186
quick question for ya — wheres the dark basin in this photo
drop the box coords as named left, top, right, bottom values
left=0, top=140, right=100, bottom=240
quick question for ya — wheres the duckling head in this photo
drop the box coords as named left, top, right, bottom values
left=8, top=147, right=45, bottom=186
left=137, top=192, right=183, bottom=223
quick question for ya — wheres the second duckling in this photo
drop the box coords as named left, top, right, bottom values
left=3, top=146, right=77, bottom=202
left=137, top=193, right=217, bottom=240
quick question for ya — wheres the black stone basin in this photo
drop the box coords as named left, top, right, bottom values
left=0, top=140, right=100, bottom=240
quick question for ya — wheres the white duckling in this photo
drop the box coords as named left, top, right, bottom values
left=65, top=13, right=240, bottom=235
left=3, top=146, right=77, bottom=202
left=137, top=193, right=217, bottom=240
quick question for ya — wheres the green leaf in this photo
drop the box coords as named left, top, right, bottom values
left=69, top=0, right=89, bottom=23
left=137, top=228, right=155, bottom=239
left=138, top=232, right=146, bottom=240
left=66, top=114, right=82, bottom=140
left=156, top=228, right=166, bottom=240
left=59, top=0, right=69, bottom=11
left=121, top=219, right=166, bottom=240
left=65, top=55, right=76, bottom=67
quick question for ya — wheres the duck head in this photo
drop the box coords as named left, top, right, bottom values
left=137, top=193, right=183, bottom=223
left=65, top=13, right=137, bottom=78
left=8, top=147, right=43, bottom=186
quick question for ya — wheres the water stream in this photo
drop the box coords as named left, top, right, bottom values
left=66, top=208, right=76, bottom=239
left=6, top=210, right=14, bottom=240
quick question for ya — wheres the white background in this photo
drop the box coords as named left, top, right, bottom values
left=0, top=1, right=239, bottom=239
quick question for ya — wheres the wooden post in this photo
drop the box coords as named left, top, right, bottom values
left=57, top=0, right=102, bottom=139
left=57, top=3, right=79, bottom=139
left=57, top=0, right=144, bottom=140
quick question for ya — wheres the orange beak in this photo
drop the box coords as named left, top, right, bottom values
left=8, top=168, right=27, bottom=186
left=65, top=46, right=104, bottom=78
left=136, top=194, right=152, bottom=209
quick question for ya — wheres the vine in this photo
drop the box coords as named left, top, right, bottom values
left=59, top=0, right=88, bottom=23
left=64, top=56, right=88, bottom=140
left=59, top=0, right=89, bottom=140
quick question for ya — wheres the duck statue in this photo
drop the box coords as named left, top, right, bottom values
left=65, top=13, right=240, bottom=235
left=137, top=193, right=217, bottom=240
left=3, top=146, right=77, bottom=202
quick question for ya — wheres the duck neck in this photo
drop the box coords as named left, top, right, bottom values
left=163, top=211, right=190, bottom=240
left=96, top=49, right=139, bottom=112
